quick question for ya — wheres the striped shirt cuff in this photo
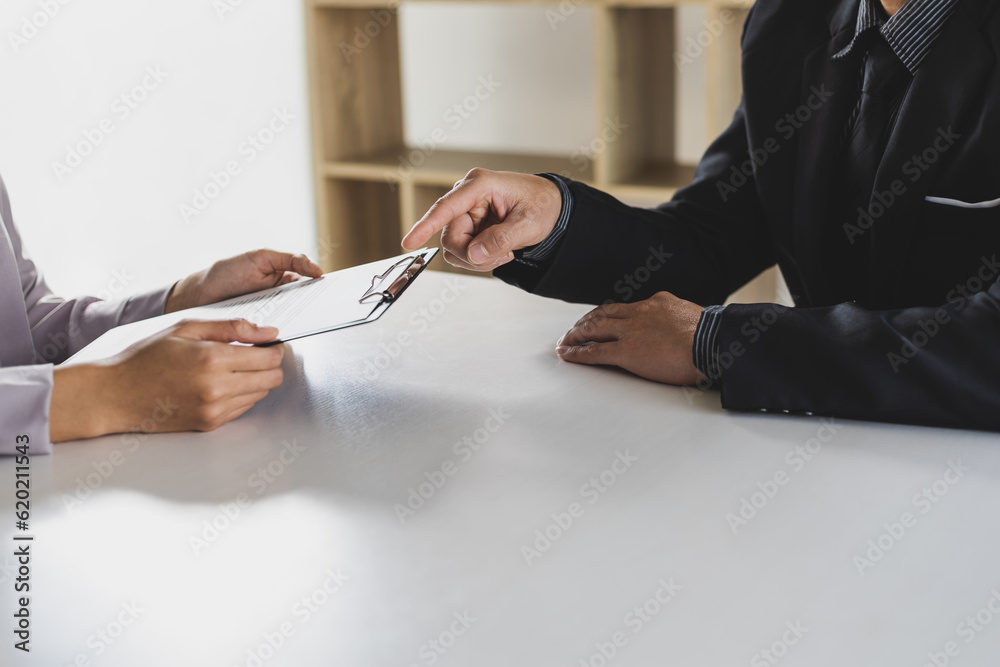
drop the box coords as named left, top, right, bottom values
left=693, top=305, right=727, bottom=382
left=519, top=173, right=573, bottom=264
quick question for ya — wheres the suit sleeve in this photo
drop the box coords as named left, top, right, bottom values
left=494, top=101, right=776, bottom=307
left=714, top=281, right=1000, bottom=431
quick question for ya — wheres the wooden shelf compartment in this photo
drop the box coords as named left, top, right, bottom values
left=318, top=178, right=402, bottom=269
left=306, top=0, right=757, bottom=287
left=323, top=147, right=595, bottom=187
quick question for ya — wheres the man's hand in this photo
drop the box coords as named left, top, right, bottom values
left=401, top=168, right=562, bottom=271
left=51, top=319, right=286, bottom=441
left=556, top=292, right=708, bottom=386
left=165, top=249, right=323, bottom=313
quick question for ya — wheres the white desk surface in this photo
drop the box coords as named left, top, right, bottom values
left=4, top=270, right=1000, bottom=667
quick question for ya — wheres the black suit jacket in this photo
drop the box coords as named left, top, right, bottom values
left=495, top=0, right=1000, bottom=431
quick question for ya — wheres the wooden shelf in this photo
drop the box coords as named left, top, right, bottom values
left=305, top=0, right=754, bottom=280
left=323, top=148, right=595, bottom=186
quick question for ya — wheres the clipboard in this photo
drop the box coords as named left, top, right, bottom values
left=260, top=246, right=438, bottom=345
left=66, top=248, right=439, bottom=365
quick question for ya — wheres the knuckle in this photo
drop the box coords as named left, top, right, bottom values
left=198, top=357, right=218, bottom=375
left=173, top=318, right=197, bottom=332
left=490, top=226, right=513, bottom=251
left=440, top=225, right=458, bottom=248
left=430, top=197, right=451, bottom=218
left=193, top=406, right=218, bottom=431
left=193, top=347, right=215, bottom=370
left=465, top=167, right=486, bottom=180
left=195, top=379, right=221, bottom=403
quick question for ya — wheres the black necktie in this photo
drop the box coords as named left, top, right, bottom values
left=836, top=31, right=913, bottom=301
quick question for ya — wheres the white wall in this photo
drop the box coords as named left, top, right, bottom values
left=399, top=4, right=709, bottom=165
left=1, top=1, right=719, bottom=302
left=1, top=0, right=316, bottom=298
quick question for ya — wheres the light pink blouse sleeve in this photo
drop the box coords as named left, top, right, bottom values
left=0, top=175, right=170, bottom=456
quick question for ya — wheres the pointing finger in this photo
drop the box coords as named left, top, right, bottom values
left=402, top=170, right=491, bottom=250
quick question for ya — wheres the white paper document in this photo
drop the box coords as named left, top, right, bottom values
left=67, top=248, right=437, bottom=365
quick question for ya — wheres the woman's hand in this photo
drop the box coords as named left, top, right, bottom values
left=165, top=249, right=323, bottom=313
left=51, top=319, right=286, bottom=441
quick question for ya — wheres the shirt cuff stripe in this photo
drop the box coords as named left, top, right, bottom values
left=693, top=304, right=726, bottom=382
left=521, top=173, right=573, bottom=263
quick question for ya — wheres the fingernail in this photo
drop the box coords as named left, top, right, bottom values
left=469, top=243, right=489, bottom=264
left=555, top=346, right=569, bottom=356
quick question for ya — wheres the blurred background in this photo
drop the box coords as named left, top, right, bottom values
left=1, top=0, right=758, bottom=300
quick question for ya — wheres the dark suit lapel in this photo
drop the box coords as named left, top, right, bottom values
left=868, top=4, right=995, bottom=304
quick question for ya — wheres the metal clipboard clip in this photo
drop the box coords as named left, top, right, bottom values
left=358, top=254, right=428, bottom=305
